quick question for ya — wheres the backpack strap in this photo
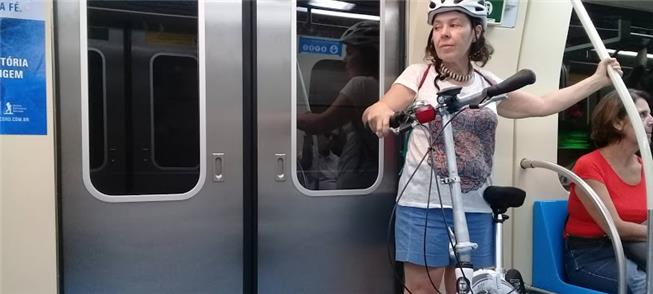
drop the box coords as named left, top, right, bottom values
left=418, top=64, right=432, bottom=90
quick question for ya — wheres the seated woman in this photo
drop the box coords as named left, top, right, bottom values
left=564, top=89, right=652, bottom=294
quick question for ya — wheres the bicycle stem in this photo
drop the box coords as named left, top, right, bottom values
left=438, top=108, right=476, bottom=293
left=494, top=213, right=504, bottom=276
left=440, top=109, right=476, bottom=263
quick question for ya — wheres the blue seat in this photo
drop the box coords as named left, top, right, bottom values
left=532, top=200, right=606, bottom=294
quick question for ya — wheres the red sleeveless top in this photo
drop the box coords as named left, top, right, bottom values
left=565, top=150, right=647, bottom=238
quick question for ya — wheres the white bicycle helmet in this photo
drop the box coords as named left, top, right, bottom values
left=340, top=21, right=379, bottom=49
left=427, top=0, right=488, bottom=27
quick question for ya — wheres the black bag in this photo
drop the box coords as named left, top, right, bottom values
left=623, top=241, right=648, bottom=271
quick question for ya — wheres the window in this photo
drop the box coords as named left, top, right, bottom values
left=293, top=1, right=382, bottom=194
left=151, top=54, right=199, bottom=169
left=88, top=49, right=106, bottom=171
left=557, top=3, right=653, bottom=190
left=84, top=1, right=201, bottom=198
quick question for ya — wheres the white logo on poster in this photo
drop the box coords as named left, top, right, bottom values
left=329, top=44, right=339, bottom=54
left=4, top=102, right=13, bottom=115
left=1, top=98, right=25, bottom=116
left=485, top=1, right=493, bottom=15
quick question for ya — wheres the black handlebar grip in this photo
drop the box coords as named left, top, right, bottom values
left=389, top=112, right=408, bottom=129
left=486, top=69, right=536, bottom=97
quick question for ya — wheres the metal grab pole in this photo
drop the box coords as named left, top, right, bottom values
left=570, top=1, right=653, bottom=292
left=521, top=159, right=627, bottom=294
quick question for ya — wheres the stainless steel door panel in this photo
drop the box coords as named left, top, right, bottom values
left=257, top=1, right=401, bottom=292
left=57, top=0, right=403, bottom=292
left=56, top=1, right=243, bottom=292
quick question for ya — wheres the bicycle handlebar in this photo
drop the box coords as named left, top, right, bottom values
left=486, top=69, right=536, bottom=97
left=389, top=69, right=536, bottom=134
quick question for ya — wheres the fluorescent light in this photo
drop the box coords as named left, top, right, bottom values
left=308, top=0, right=355, bottom=11
left=311, top=8, right=380, bottom=21
left=605, top=49, right=653, bottom=59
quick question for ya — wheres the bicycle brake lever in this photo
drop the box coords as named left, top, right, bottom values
left=471, top=94, right=508, bottom=109
left=389, top=120, right=417, bottom=135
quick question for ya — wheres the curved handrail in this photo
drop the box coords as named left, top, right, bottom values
left=520, top=158, right=626, bottom=294
left=569, top=1, right=653, bottom=291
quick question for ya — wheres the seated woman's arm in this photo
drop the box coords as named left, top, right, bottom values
left=297, top=93, right=358, bottom=134
left=575, top=179, right=647, bottom=241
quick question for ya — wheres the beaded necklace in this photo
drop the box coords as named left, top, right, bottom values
left=439, top=62, right=474, bottom=82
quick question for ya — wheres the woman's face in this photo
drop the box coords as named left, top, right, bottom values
left=431, top=11, right=480, bottom=63
left=344, top=45, right=363, bottom=76
left=618, top=98, right=653, bottom=143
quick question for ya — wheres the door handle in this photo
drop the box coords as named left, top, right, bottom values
left=275, top=153, right=286, bottom=182
left=213, top=152, right=224, bottom=182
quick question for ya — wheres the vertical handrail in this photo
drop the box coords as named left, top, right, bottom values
left=569, top=1, right=653, bottom=292
left=521, top=159, right=626, bottom=294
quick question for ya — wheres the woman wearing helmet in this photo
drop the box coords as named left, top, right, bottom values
left=297, top=21, right=380, bottom=189
left=362, top=0, right=622, bottom=293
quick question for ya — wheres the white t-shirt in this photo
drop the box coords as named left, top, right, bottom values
left=337, top=75, right=379, bottom=189
left=394, top=63, right=502, bottom=213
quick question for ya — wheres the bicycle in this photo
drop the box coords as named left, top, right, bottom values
left=389, top=69, right=536, bottom=294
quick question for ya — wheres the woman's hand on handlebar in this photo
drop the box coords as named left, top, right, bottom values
left=363, top=83, right=417, bottom=137
left=362, top=101, right=394, bottom=138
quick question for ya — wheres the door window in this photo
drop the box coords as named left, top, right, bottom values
left=293, top=1, right=382, bottom=194
left=84, top=1, right=202, bottom=198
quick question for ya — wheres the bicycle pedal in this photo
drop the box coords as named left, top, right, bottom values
left=505, top=269, right=526, bottom=294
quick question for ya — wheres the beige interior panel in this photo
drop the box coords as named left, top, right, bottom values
left=1, top=1, right=57, bottom=293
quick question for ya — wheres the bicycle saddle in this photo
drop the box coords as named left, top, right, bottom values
left=483, top=186, right=526, bottom=214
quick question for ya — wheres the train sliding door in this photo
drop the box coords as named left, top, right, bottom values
left=257, top=1, right=401, bottom=293
left=56, top=1, right=243, bottom=293
left=56, top=0, right=401, bottom=293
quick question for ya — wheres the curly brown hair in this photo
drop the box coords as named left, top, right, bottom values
left=424, top=15, right=494, bottom=83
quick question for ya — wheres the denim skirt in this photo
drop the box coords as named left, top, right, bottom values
left=395, top=205, right=494, bottom=268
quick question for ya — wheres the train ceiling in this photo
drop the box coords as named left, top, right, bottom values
left=564, top=2, right=653, bottom=65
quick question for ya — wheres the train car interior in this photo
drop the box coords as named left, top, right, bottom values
left=558, top=1, right=653, bottom=177
left=1, top=0, right=653, bottom=293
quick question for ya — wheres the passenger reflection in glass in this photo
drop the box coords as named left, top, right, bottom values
left=297, top=21, right=379, bottom=190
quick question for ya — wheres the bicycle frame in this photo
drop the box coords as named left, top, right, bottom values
left=390, top=69, right=534, bottom=293
left=436, top=95, right=476, bottom=291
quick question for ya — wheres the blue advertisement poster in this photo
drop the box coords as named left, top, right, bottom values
left=0, top=0, right=46, bottom=135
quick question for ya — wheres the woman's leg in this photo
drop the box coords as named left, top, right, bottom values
left=625, top=259, right=647, bottom=294
left=565, top=241, right=647, bottom=294
left=403, top=262, right=445, bottom=294
left=443, top=267, right=456, bottom=293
